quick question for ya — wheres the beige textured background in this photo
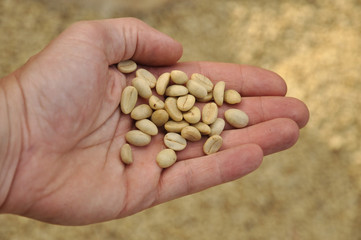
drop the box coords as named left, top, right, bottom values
left=1, top=0, right=360, bottom=239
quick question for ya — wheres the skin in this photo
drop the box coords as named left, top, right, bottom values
left=0, top=18, right=309, bottom=225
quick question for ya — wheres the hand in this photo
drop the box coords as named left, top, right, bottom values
left=0, top=18, right=309, bottom=225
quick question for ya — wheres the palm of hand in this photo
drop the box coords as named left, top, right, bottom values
left=9, top=34, right=169, bottom=225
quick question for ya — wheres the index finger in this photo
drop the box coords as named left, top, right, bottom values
left=145, top=61, right=287, bottom=97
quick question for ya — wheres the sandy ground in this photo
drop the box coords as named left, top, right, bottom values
left=1, top=0, right=360, bottom=239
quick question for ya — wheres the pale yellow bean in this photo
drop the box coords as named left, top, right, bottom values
left=181, top=126, right=202, bottom=142
left=149, top=95, right=165, bottom=110
left=120, top=144, right=133, bottom=164
left=164, top=120, right=189, bottom=133
left=196, top=92, right=213, bottom=102
left=209, top=118, right=225, bottom=136
left=183, top=106, right=201, bottom=124
left=165, top=97, right=183, bottom=121
left=151, top=109, right=169, bottom=127
left=135, top=119, right=158, bottom=136
left=164, top=133, right=187, bottom=151
left=177, top=94, right=196, bottom=112
left=203, top=135, right=223, bottom=155
left=156, top=149, right=177, bottom=168
left=186, top=80, right=208, bottom=98
left=171, top=70, right=188, bottom=84
left=120, top=86, right=138, bottom=114
left=224, top=109, right=249, bottom=128
left=193, top=122, right=211, bottom=135
left=117, top=60, right=137, bottom=73
left=136, top=68, right=157, bottom=88
left=132, top=77, right=152, bottom=99
left=191, top=73, right=213, bottom=92
left=213, top=81, right=225, bottom=106
left=125, top=130, right=151, bottom=146
left=202, top=102, right=218, bottom=124
left=156, top=72, right=170, bottom=95
left=224, top=89, right=241, bottom=104
left=130, top=104, right=153, bottom=120
left=165, top=85, right=189, bottom=97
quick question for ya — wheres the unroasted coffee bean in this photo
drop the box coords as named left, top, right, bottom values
left=125, top=130, right=151, bottom=146
left=193, top=122, right=211, bottom=135
left=156, top=72, right=170, bottom=95
left=165, top=85, right=189, bottom=97
left=165, top=97, right=183, bottom=121
left=156, top=149, right=177, bottom=168
left=183, top=106, right=201, bottom=124
left=120, top=86, right=138, bottom=114
left=196, top=92, right=213, bottom=102
left=202, top=102, right=218, bottom=124
left=164, top=120, right=189, bottom=133
left=224, top=109, right=249, bottom=128
left=149, top=95, right=165, bottom=110
left=120, top=143, right=133, bottom=164
left=209, top=118, right=225, bottom=136
left=135, top=119, right=158, bottom=136
left=171, top=70, right=188, bottom=84
left=136, top=68, right=157, bottom=88
left=130, top=104, right=153, bottom=120
left=151, top=109, right=169, bottom=127
left=213, top=81, right=225, bottom=106
left=181, top=126, right=202, bottom=142
left=132, top=77, right=152, bottom=99
left=191, top=73, right=213, bottom=92
left=186, top=80, right=208, bottom=98
left=224, top=89, right=241, bottom=104
left=203, top=135, right=223, bottom=155
left=117, top=60, right=137, bottom=73
left=164, top=133, right=187, bottom=151
left=177, top=94, right=196, bottom=112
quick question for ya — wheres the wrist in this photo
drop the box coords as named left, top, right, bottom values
left=0, top=73, right=24, bottom=212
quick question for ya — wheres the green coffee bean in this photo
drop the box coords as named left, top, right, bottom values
left=149, top=95, right=165, bottom=110
left=213, top=81, right=225, bottom=106
left=224, top=89, right=241, bottom=104
left=192, top=122, right=211, bottom=135
left=203, top=135, right=223, bottom=155
left=135, top=119, right=158, bottom=136
left=165, top=97, right=183, bottom=121
left=164, top=133, right=187, bottom=151
left=120, top=86, right=138, bottom=114
left=209, top=118, right=225, bottom=136
left=186, top=80, right=208, bottom=98
left=202, top=102, right=218, bottom=124
left=151, top=109, right=169, bottom=127
left=164, top=120, right=189, bottom=133
left=132, top=77, right=152, bottom=99
left=120, top=144, right=133, bottom=164
left=117, top=60, right=137, bottom=74
left=136, top=68, right=156, bottom=88
left=125, top=130, right=151, bottom=146
left=156, top=72, right=170, bottom=95
left=177, top=94, right=195, bottom=112
left=224, top=109, right=249, bottom=128
left=130, top=104, right=153, bottom=120
left=171, top=70, right=188, bottom=84
left=156, top=149, right=177, bottom=168
left=183, top=106, right=201, bottom=124
left=181, top=126, right=202, bottom=142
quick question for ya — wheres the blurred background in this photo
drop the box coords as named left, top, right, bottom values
left=1, top=0, right=360, bottom=239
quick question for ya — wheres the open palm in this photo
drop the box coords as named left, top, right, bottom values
left=0, top=18, right=309, bottom=225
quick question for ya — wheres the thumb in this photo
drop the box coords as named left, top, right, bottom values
left=62, top=17, right=183, bottom=66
